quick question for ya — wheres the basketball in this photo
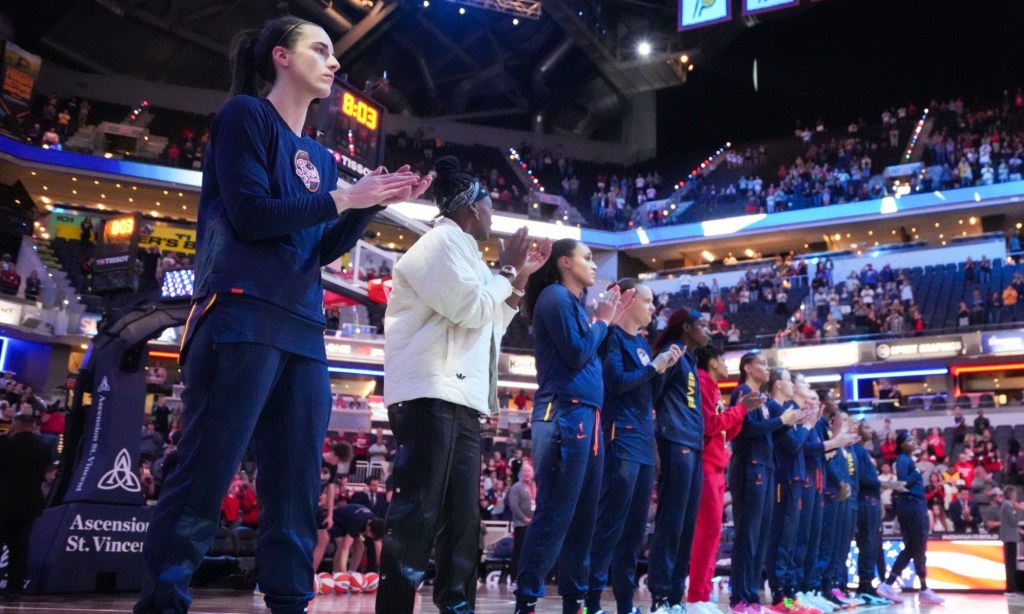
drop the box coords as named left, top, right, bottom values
left=362, top=572, right=380, bottom=592
left=317, top=572, right=335, bottom=594
left=348, top=571, right=366, bottom=593
left=332, top=572, right=351, bottom=594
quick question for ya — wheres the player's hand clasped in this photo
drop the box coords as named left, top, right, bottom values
left=331, top=164, right=432, bottom=213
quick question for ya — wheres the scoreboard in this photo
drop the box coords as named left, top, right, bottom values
left=316, top=79, right=386, bottom=180
left=92, top=213, right=141, bottom=292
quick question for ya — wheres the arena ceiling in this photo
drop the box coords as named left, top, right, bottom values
left=3, top=0, right=789, bottom=138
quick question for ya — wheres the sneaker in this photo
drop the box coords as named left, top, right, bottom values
left=855, top=593, right=890, bottom=607
left=729, top=602, right=750, bottom=614
left=695, top=602, right=724, bottom=614
left=788, top=597, right=822, bottom=614
left=515, top=597, right=538, bottom=614
left=918, top=589, right=945, bottom=605
left=839, top=592, right=863, bottom=606
left=669, top=606, right=685, bottom=614
left=830, top=589, right=855, bottom=606
left=746, top=604, right=766, bottom=614
left=652, top=601, right=674, bottom=614
left=797, top=592, right=832, bottom=613
left=874, top=583, right=904, bottom=604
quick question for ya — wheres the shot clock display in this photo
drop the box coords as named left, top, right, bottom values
left=316, top=79, right=385, bottom=179
left=93, top=212, right=142, bottom=292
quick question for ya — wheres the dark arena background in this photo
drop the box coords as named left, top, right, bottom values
left=2, top=0, right=1024, bottom=612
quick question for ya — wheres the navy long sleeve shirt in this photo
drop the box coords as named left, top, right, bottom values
left=600, top=326, right=658, bottom=465
left=653, top=343, right=703, bottom=450
left=895, top=452, right=925, bottom=501
left=803, top=417, right=828, bottom=478
left=732, top=389, right=786, bottom=470
left=853, top=443, right=881, bottom=498
left=193, top=95, right=379, bottom=360
left=532, top=284, right=607, bottom=416
left=772, top=400, right=808, bottom=483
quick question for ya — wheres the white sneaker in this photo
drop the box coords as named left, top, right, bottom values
left=918, top=589, right=945, bottom=605
left=804, top=592, right=834, bottom=613
left=670, top=605, right=686, bottom=614
left=875, top=583, right=905, bottom=604
left=652, top=604, right=674, bottom=614
left=698, top=602, right=724, bottom=613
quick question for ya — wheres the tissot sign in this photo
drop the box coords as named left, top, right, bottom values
left=874, top=337, right=965, bottom=360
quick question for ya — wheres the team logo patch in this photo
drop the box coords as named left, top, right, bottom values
left=636, top=348, right=651, bottom=365
left=294, top=150, right=321, bottom=192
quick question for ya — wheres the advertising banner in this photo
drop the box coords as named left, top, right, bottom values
left=742, top=0, right=799, bottom=16
left=64, top=337, right=147, bottom=506
left=21, top=503, right=153, bottom=593
left=872, top=336, right=966, bottom=361
left=678, top=0, right=731, bottom=31
left=1, top=41, right=42, bottom=125
left=51, top=212, right=197, bottom=255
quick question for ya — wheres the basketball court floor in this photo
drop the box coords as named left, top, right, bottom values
left=0, top=587, right=1020, bottom=613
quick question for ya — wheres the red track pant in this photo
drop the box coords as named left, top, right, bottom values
left=687, top=464, right=725, bottom=603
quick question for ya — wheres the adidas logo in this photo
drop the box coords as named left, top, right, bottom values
left=455, top=373, right=466, bottom=380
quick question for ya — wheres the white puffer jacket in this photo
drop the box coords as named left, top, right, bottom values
left=384, top=218, right=517, bottom=414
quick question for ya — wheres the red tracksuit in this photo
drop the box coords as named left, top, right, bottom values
left=687, top=370, right=748, bottom=603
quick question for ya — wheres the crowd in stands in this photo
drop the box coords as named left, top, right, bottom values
left=385, top=131, right=531, bottom=216
left=920, top=91, right=1024, bottom=190
left=0, top=253, right=41, bottom=300
left=867, top=409, right=1024, bottom=537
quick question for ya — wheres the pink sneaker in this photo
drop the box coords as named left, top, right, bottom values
left=730, top=602, right=752, bottom=614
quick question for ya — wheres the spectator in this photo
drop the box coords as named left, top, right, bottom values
left=972, top=465, right=997, bottom=505
left=0, top=415, right=53, bottom=600
left=507, top=462, right=536, bottom=582
left=976, top=409, right=992, bottom=435
left=954, top=453, right=977, bottom=488
left=513, top=389, right=530, bottom=410
left=880, top=431, right=898, bottom=464
left=928, top=499, right=955, bottom=534
left=139, top=421, right=164, bottom=464
left=0, top=265, right=20, bottom=296
left=367, top=435, right=389, bottom=469
left=351, top=476, right=388, bottom=519
left=927, top=427, right=947, bottom=461
left=80, top=218, right=94, bottom=246
left=954, top=409, right=968, bottom=445
left=351, top=428, right=370, bottom=464
left=949, top=486, right=982, bottom=533
left=23, top=270, right=41, bottom=301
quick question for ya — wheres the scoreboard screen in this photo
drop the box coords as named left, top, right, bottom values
left=93, top=213, right=141, bottom=292
left=316, top=79, right=385, bottom=180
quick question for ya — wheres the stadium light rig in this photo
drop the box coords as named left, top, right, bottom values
left=674, top=143, right=731, bottom=190
left=637, top=41, right=652, bottom=57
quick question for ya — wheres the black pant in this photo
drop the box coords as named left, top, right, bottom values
left=888, top=498, right=928, bottom=587
left=1005, top=542, right=1018, bottom=593
left=511, top=525, right=528, bottom=581
left=0, top=517, right=35, bottom=596
left=377, top=399, right=481, bottom=614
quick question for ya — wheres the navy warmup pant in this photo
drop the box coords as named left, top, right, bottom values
left=647, top=439, right=703, bottom=606
left=829, top=502, right=856, bottom=591
left=795, top=470, right=823, bottom=593
left=888, top=497, right=928, bottom=587
left=813, top=491, right=839, bottom=593
left=136, top=327, right=331, bottom=614
left=517, top=403, right=604, bottom=601
left=728, top=460, right=775, bottom=606
left=586, top=453, right=656, bottom=614
left=766, top=477, right=803, bottom=601
left=856, top=495, right=882, bottom=590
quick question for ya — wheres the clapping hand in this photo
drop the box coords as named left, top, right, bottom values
left=653, top=345, right=683, bottom=374
left=594, top=286, right=636, bottom=325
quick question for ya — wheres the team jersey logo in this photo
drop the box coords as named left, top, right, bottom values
left=294, top=150, right=321, bottom=192
left=636, top=348, right=651, bottom=365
